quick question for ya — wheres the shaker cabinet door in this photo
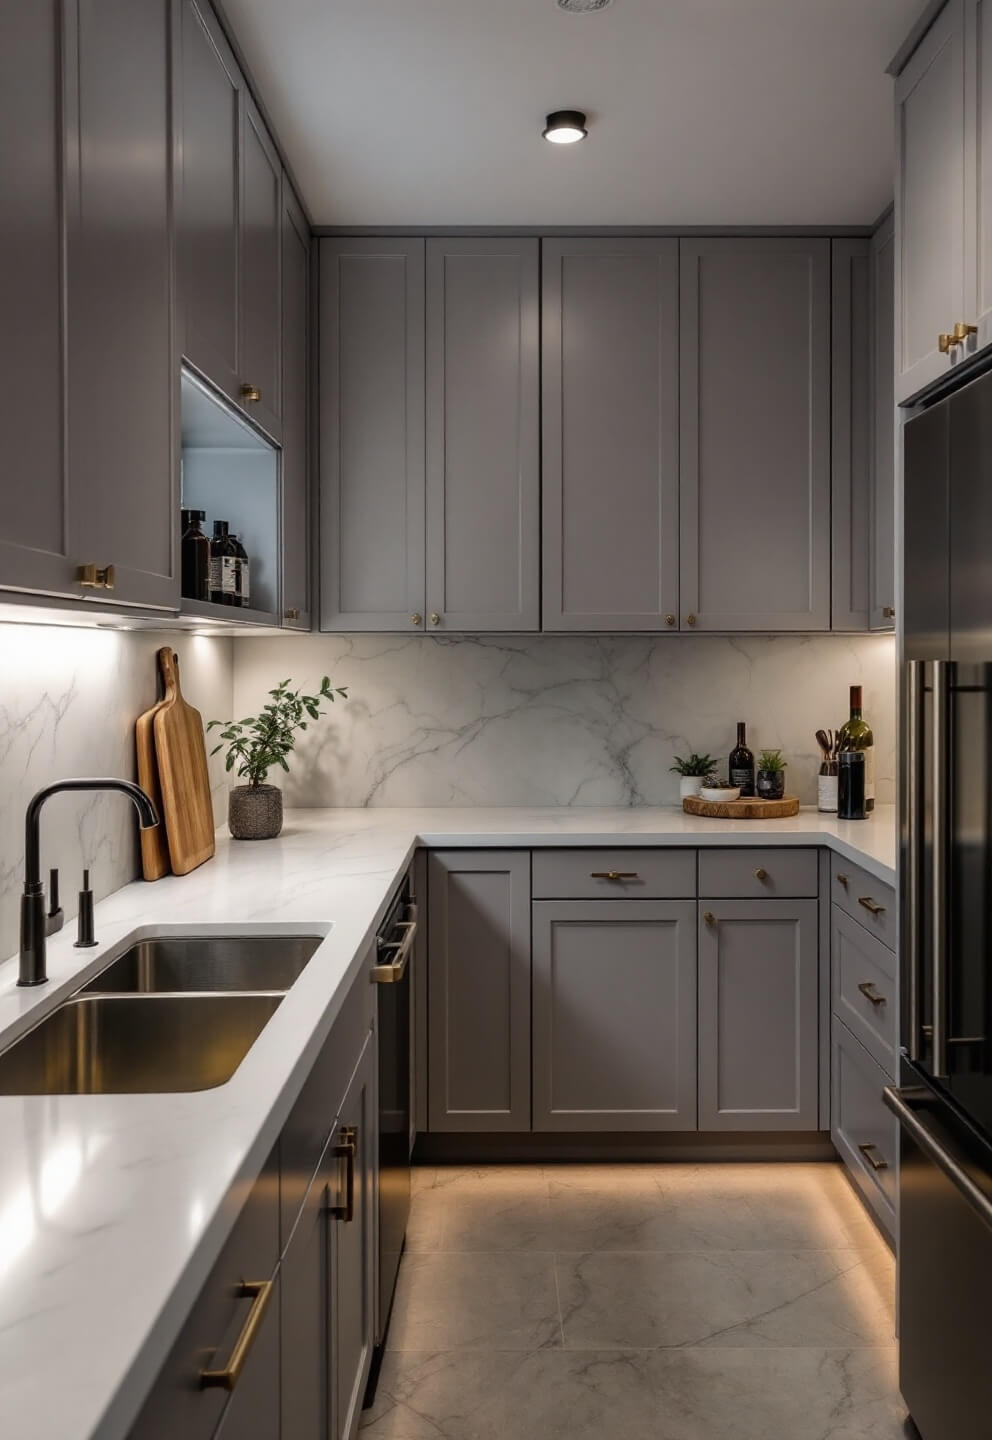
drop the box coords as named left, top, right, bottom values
left=679, top=237, right=831, bottom=632
left=697, top=900, right=820, bottom=1130
left=240, top=95, right=282, bottom=437
left=542, top=238, right=680, bottom=631
left=831, top=239, right=871, bottom=631
left=895, top=0, right=968, bottom=402
left=319, top=238, right=426, bottom=631
left=281, top=185, right=311, bottom=629
left=67, top=0, right=178, bottom=610
left=426, top=237, right=540, bottom=631
left=870, top=215, right=896, bottom=631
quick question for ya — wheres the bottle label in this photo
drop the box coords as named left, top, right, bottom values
left=239, top=559, right=250, bottom=607
left=863, top=746, right=874, bottom=803
left=730, top=768, right=754, bottom=796
left=209, top=556, right=238, bottom=595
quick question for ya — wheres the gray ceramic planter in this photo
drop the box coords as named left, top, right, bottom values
left=228, top=784, right=283, bottom=840
left=756, top=768, right=786, bottom=801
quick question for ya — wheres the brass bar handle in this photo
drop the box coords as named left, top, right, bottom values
left=200, top=1279, right=273, bottom=1390
left=240, top=383, right=261, bottom=403
left=858, top=896, right=886, bottom=916
left=753, top=867, right=768, bottom=881
left=953, top=321, right=978, bottom=341
left=938, top=333, right=959, bottom=354
left=330, top=1126, right=357, bottom=1221
left=77, top=563, right=116, bottom=591
left=882, top=606, right=896, bottom=620
left=371, top=917, right=417, bottom=983
left=589, top=871, right=639, bottom=881
left=857, top=1142, right=889, bottom=1173
left=857, top=980, right=887, bottom=1008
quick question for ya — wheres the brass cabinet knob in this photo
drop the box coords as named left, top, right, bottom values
left=240, top=383, right=261, bottom=403
left=430, top=612, right=441, bottom=626
left=703, top=911, right=716, bottom=926
left=411, top=612, right=423, bottom=627
left=836, top=873, right=849, bottom=887
left=77, top=563, right=115, bottom=591
left=881, top=606, right=895, bottom=619
left=754, top=867, right=768, bottom=882
left=664, top=614, right=676, bottom=627
left=686, top=613, right=697, bottom=627
left=938, top=333, right=956, bottom=354
left=953, top=321, right=978, bottom=341
left=284, top=607, right=300, bottom=622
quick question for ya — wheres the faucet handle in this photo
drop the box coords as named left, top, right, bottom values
left=46, top=867, right=64, bottom=936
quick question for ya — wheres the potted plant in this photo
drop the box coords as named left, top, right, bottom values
left=670, top=752, right=717, bottom=800
left=756, top=748, right=787, bottom=801
left=208, top=676, right=348, bottom=840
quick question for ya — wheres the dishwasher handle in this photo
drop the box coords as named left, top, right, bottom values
left=371, top=902, right=418, bottom=984
left=884, top=1086, right=992, bottom=1233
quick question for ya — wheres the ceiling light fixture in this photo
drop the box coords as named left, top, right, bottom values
left=556, top=0, right=613, bottom=12
left=543, top=110, right=588, bottom=144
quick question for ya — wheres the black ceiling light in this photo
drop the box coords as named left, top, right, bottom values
left=543, top=110, right=588, bottom=144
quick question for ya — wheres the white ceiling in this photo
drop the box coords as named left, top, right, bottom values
left=221, top=0, right=924, bottom=227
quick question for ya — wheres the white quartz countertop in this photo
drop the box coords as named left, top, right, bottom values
left=0, top=805, right=895, bottom=1440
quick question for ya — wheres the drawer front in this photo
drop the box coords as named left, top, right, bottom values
left=531, top=848, right=695, bottom=900
left=697, top=847, right=818, bottom=899
left=831, top=1019, right=897, bottom=1240
left=831, top=906, right=897, bottom=1075
left=129, top=1145, right=280, bottom=1440
left=830, top=853, right=896, bottom=948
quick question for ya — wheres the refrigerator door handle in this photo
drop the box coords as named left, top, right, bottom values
left=932, top=660, right=950, bottom=1078
left=884, top=1086, right=992, bottom=1233
left=906, top=659, right=924, bottom=1061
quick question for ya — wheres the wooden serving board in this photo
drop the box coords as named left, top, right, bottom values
left=134, top=648, right=175, bottom=881
left=153, top=647, right=216, bottom=876
left=683, top=793, right=800, bottom=820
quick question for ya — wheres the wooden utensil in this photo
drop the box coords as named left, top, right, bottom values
left=153, top=647, right=216, bottom=876
left=683, top=793, right=801, bottom=820
left=134, top=648, right=175, bottom=880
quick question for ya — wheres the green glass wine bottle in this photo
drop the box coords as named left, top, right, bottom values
left=837, top=684, right=874, bottom=813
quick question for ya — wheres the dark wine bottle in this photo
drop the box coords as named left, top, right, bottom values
left=837, top=684, right=874, bottom=813
left=209, top=520, right=238, bottom=607
left=180, top=508, right=209, bottom=601
left=729, top=721, right=755, bottom=797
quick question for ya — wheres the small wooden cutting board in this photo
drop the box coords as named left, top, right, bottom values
left=134, top=647, right=176, bottom=881
left=153, top=647, right=216, bottom=875
left=683, top=794, right=800, bottom=820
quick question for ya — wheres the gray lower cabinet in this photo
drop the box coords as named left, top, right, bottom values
left=212, top=1272, right=281, bottom=1440
left=679, top=237, right=831, bottom=632
left=331, top=1032, right=376, bottom=1440
left=281, top=185, right=311, bottom=629
left=280, top=1145, right=328, bottom=1440
left=831, top=239, right=872, bottom=631
left=541, top=237, right=680, bottom=631
left=831, top=1018, right=897, bottom=1239
left=697, top=899, right=820, bottom=1130
left=532, top=900, right=696, bottom=1131
left=427, top=850, right=531, bottom=1131
left=319, top=237, right=426, bottom=632
left=894, top=0, right=968, bottom=402
left=426, top=237, right=540, bottom=631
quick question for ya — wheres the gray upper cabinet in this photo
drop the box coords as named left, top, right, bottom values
left=542, top=238, right=680, bottom=631
left=532, top=899, right=696, bottom=1131
left=180, top=0, right=282, bottom=435
left=870, top=215, right=896, bottom=630
left=698, top=899, right=820, bottom=1130
left=967, top=0, right=992, bottom=348
left=831, top=239, right=871, bottom=631
left=67, top=0, right=179, bottom=610
left=679, top=237, right=831, bottom=632
left=0, top=3, right=73, bottom=599
left=281, top=186, right=311, bottom=629
left=426, top=238, right=540, bottom=631
left=427, top=851, right=531, bottom=1132
left=895, top=0, right=968, bottom=402
left=319, top=238, right=426, bottom=632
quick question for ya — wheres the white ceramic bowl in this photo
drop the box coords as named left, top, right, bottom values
left=699, top=784, right=741, bottom=803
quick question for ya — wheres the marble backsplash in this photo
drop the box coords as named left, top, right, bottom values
left=0, top=625, right=234, bottom=963
left=233, top=632, right=897, bottom=810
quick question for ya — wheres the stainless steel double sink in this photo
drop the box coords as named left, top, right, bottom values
left=0, top=934, right=322, bottom=1096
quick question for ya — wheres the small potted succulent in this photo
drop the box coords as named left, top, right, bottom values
left=699, top=776, right=741, bottom=803
left=208, top=676, right=348, bottom=840
left=756, top=748, right=787, bottom=801
left=670, top=752, right=717, bottom=800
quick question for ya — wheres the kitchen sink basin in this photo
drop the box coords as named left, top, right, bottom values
left=81, top=934, right=322, bottom=994
left=0, top=993, right=283, bottom=1094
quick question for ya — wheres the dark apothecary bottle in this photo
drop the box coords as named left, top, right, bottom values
left=210, top=520, right=238, bottom=606
left=729, top=722, right=755, bottom=797
left=180, top=509, right=209, bottom=601
left=231, top=534, right=250, bottom=609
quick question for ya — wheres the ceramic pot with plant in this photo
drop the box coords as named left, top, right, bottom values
left=756, top=748, right=787, bottom=801
left=670, top=752, right=717, bottom=800
left=208, top=676, right=348, bottom=840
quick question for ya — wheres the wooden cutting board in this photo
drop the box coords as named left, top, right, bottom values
left=134, top=647, right=175, bottom=881
left=153, top=647, right=216, bottom=875
left=683, top=794, right=800, bottom=820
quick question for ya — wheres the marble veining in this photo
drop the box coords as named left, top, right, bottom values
left=233, top=632, right=897, bottom=810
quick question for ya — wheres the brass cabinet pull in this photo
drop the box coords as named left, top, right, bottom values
left=430, top=612, right=441, bottom=626
left=200, top=1279, right=273, bottom=1390
left=411, top=612, right=423, bottom=627
left=753, top=867, right=768, bottom=881
left=881, top=606, right=896, bottom=619
left=330, top=1126, right=357, bottom=1221
left=858, top=896, right=886, bottom=916
left=857, top=1142, right=889, bottom=1172
left=590, top=871, right=639, bottom=881
left=703, top=911, right=716, bottom=926
left=284, top=607, right=301, bottom=622
left=664, top=614, right=676, bottom=627
left=371, top=916, right=418, bottom=983
left=77, top=563, right=115, bottom=591
left=938, top=333, right=959, bottom=354
left=240, top=383, right=261, bottom=403
left=686, top=613, right=697, bottom=626
left=953, top=321, right=978, bottom=341
left=857, top=980, right=887, bottom=1008
left=835, top=873, right=849, bottom=888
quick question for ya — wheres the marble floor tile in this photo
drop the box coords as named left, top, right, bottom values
left=415, top=1164, right=549, bottom=1196
left=557, top=1249, right=895, bottom=1350
left=404, top=1191, right=448, bottom=1253
left=361, top=1346, right=910, bottom=1439
left=387, top=1252, right=562, bottom=1351
left=436, top=1188, right=556, bottom=1252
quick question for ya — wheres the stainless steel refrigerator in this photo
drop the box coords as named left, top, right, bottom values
left=889, top=365, right=992, bottom=1439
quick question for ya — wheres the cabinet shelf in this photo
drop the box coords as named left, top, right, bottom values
left=179, top=597, right=281, bottom=629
